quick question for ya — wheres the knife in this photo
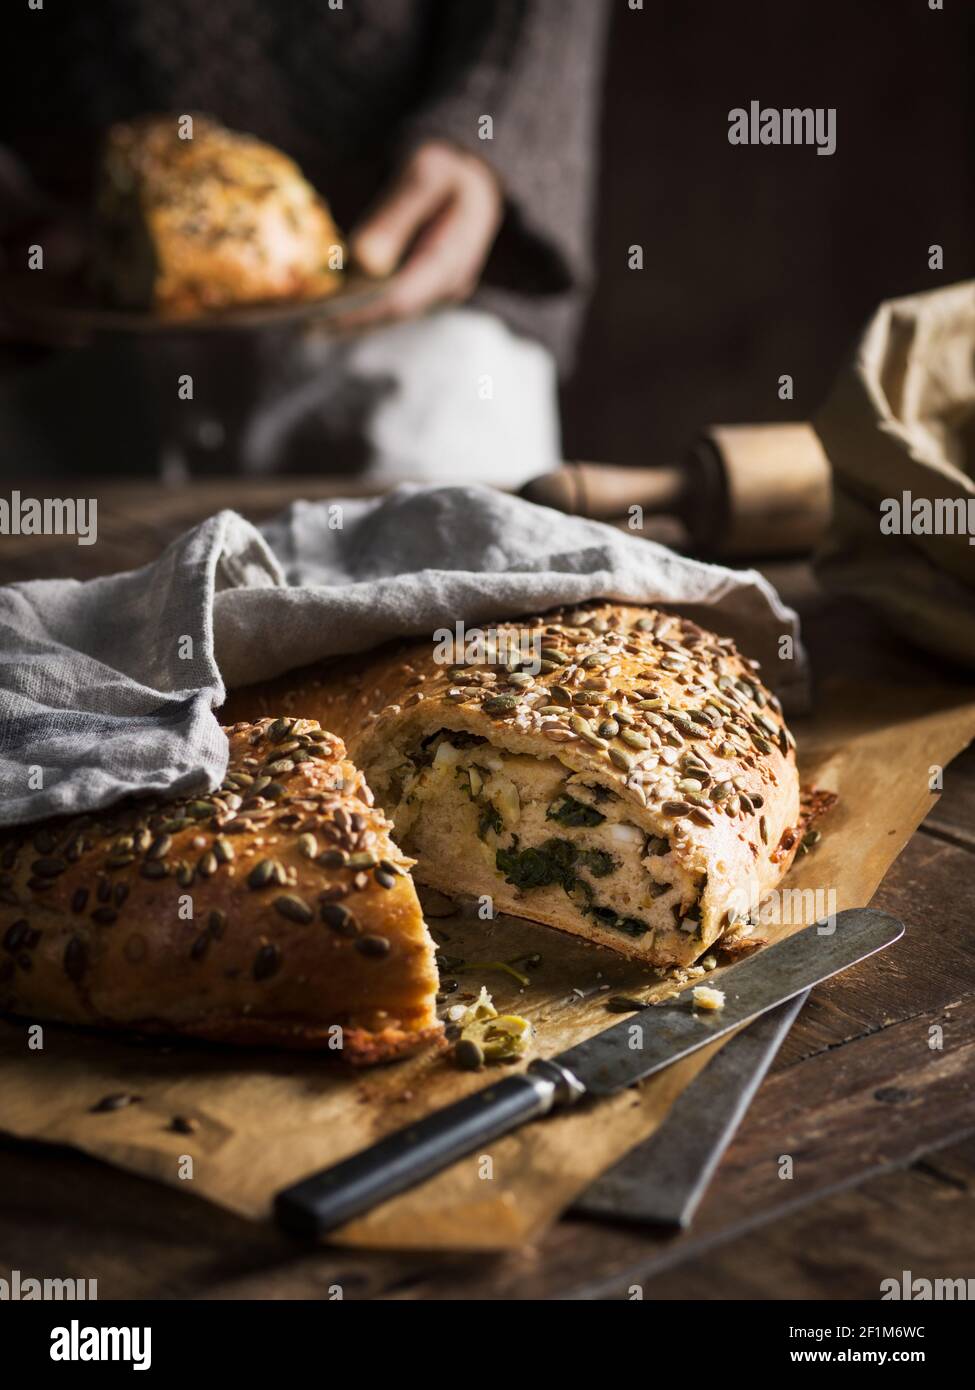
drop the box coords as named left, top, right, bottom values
left=572, top=990, right=808, bottom=1228
left=274, top=909, right=903, bottom=1238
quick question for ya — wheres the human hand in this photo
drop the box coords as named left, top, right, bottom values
left=337, top=139, right=502, bottom=328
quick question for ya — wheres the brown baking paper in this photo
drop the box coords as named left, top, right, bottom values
left=1, top=674, right=973, bottom=1250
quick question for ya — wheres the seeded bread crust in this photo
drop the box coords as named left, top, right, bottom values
left=0, top=720, right=441, bottom=1063
left=95, top=114, right=345, bottom=318
left=226, top=603, right=802, bottom=967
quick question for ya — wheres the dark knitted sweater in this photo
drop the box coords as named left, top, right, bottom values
left=5, top=0, right=609, bottom=369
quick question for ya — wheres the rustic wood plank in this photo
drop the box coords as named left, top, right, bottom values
left=0, top=477, right=683, bottom=585
left=774, top=831, right=975, bottom=1067
left=583, top=1134, right=975, bottom=1301
left=1, top=824, right=971, bottom=1301
left=1, top=485, right=973, bottom=1300
left=204, top=995, right=975, bottom=1301
left=922, top=742, right=975, bottom=851
left=0, top=479, right=373, bottom=584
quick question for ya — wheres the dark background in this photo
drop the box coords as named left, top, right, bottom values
left=563, top=0, right=975, bottom=464
left=2, top=0, right=973, bottom=474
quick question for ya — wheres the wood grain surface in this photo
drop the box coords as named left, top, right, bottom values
left=0, top=479, right=972, bottom=1300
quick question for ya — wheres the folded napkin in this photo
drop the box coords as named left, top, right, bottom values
left=0, top=485, right=805, bottom=828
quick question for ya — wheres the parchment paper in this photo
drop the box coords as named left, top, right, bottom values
left=0, top=673, right=972, bottom=1250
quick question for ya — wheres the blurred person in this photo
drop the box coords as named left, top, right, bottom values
left=0, top=1, right=609, bottom=485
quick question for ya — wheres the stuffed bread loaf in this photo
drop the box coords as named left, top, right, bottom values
left=95, top=114, right=345, bottom=317
left=0, top=719, right=441, bottom=1063
left=227, top=603, right=802, bottom=968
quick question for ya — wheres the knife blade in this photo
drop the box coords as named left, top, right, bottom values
left=572, top=990, right=808, bottom=1228
left=274, top=909, right=903, bottom=1238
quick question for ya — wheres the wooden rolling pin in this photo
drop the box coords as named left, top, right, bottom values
left=520, top=422, right=832, bottom=559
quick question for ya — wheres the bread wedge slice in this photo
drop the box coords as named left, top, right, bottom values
left=230, top=604, right=801, bottom=968
left=0, top=719, right=441, bottom=1063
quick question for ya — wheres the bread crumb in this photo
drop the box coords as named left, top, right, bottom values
left=692, top=985, right=726, bottom=1011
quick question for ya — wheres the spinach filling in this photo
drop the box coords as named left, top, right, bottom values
left=546, top=794, right=606, bottom=828
left=495, top=837, right=649, bottom=938
left=589, top=906, right=650, bottom=939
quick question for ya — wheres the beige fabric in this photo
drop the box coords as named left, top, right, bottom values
left=815, top=280, right=975, bottom=667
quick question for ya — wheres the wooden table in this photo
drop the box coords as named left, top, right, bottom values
left=1, top=481, right=973, bottom=1301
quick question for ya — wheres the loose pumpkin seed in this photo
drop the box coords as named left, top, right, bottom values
left=606, top=995, right=646, bottom=1013
left=454, top=1038, right=484, bottom=1070
left=90, top=1093, right=141, bottom=1113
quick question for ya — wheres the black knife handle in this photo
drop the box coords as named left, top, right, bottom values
left=275, top=1064, right=574, bottom=1238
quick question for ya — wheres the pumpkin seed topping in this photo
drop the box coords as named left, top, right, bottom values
left=253, top=943, right=281, bottom=981
left=31, top=857, right=66, bottom=877
left=248, top=859, right=275, bottom=890
left=274, top=893, right=314, bottom=924
left=64, top=936, right=88, bottom=981
left=355, top=934, right=391, bottom=958
left=320, top=901, right=358, bottom=935
left=482, top=694, right=519, bottom=715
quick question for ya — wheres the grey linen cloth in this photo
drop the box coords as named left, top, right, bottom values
left=0, top=486, right=805, bottom=828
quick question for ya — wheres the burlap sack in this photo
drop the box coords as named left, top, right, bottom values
left=815, top=280, right=975, bottom=668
